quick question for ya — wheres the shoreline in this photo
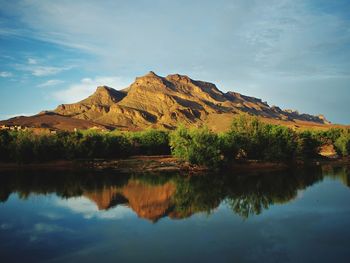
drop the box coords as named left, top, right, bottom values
left=0, top=156, right=348, bottom=174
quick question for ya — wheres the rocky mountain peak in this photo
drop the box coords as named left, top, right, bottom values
left=166, top=73, right=192, bottom=83
left=83, top=85, right=126, bottom=106
left=95, top=85, right=113, bottom=93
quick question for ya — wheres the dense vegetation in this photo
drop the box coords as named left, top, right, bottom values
left=170, top=115, right=349, bottom=167
left=0, top=114, right=349, bottom=166
left=0, top=129, right=169, bottom=163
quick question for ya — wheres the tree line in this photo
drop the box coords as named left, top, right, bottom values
left=0, top=114, right=349, bottom=166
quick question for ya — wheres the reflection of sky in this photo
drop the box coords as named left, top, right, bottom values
left=0, top=178, right=350, bottom=262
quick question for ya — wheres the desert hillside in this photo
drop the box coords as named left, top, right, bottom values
left=1, top=72, right=334, bottom=131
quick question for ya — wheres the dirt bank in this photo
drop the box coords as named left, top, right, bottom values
left=0, top=155, right=348, bottom=174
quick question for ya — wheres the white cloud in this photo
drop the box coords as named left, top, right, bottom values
left=31, top=65, right=72, bottom=76
left=53, top=76, right=128, bottom=103
left=55, top=196, right=134, bottom=220
left=0, top=71, right=13, bottom=77
left=27, top=58, right=37, bottom=64
left=37, top=79, right=64, bottom=87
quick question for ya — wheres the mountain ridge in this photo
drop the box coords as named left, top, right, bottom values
left=0, top=72, right=332, bottom=131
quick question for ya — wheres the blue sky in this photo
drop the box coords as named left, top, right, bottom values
left=0, top=0, right=349, bottom=124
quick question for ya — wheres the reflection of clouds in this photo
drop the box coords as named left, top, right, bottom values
left=39, top=212, right=64, bottom=220
left=55, top=197, right=134, bottom=220
left=34, top=223, right=72, bottom=234
left=296, top=190, right=305, bottom=200
left=27, top=223, right=73, bottom=243
left=0, top=223, right=13, bottom=230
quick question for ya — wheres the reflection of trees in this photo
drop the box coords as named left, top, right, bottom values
left=224, top=168, right=324, bottom=218
left=171, top=174, right=225, bottom=218
left=0, top=170, right=130, bottom=200
left=0, top=165, right=347, bottom=220
left=170, top=168, right=324, bottom=219
left=322, top=165, right=350, bottom=187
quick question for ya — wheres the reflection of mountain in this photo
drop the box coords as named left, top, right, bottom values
left=84, top=181, right=176, bottom=221
left=0, top=166, right=349, bottom=220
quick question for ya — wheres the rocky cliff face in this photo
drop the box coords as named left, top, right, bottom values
left=52, top=71, right=330, bottom=130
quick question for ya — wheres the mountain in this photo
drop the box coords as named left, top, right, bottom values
left=0, top=72, right=332, bottom=131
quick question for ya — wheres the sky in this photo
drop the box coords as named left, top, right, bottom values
left=0, top=0, right=349, bottom=124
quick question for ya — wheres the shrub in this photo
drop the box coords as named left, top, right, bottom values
left=104, top=134, right=131, bottom=158
left=218, top=132, right=240, bottom=163
left=334, top=130, right=350, bottom=156
left=0, top=130, right=12, bottom=162
left=296, top=131, right=321, bottom=159
left=57, top=131, right=84, bottom=159
left=323, top=128, right=343, bottom=143
left=10, top=131, right=35, bottom=163
left=228, top=114, right=298, bottom=161
left=170, top=126, right=221, bottom=167
left=229, top=114, right=270, bottom=159
left=262, top=125, right=297, bottom=161
left=125, top=129, right=170, bottom=155
left=32, top=134, right=62, bottom=161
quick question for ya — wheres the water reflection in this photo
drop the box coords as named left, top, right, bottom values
left=0, top=165, right=349, bottom=221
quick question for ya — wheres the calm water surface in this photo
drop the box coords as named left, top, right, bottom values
left=0, top=165, right=350, bottom=263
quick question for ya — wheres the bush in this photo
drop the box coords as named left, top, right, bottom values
left=296, top=131, right=321, bottom=159
left=104, top=134, right=131, bottom=158
left=0, top=130, right=12, bottom=162
left=10, top=131, right=36, bottom=163
left=57, top=131, right=84, bottom=159
left=322, top=128, right=343, bottom=143
left=229, top=114, right=266, bottom=159
left=262, top=125, right=297, bottom=161
left=228, top=114, right=298, bottom=161
left=170, top=126, right=221, bottom=168
left=32, top=134, right=62, bottom=161
left=334, top=130, right=350, bottom=156
left=218, top=132, right=240, bottom=163
left=125, top=129, right=170, bottom=155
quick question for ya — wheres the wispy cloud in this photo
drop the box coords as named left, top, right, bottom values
left=37, top=79, right=64, bottom=87
left=15, top=63, right=74, bottom=77
left=2, top=0, right=348, bottom=79
left=53, top=76, right=128, bottom=103
left=31, top=65, right=73, bottom=77
left=0, top=71, right=13, bottom=77
left=27, top=58, right=37, bottom=65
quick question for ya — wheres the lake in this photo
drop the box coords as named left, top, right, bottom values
left=0, top=165, right=350, bottom=263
